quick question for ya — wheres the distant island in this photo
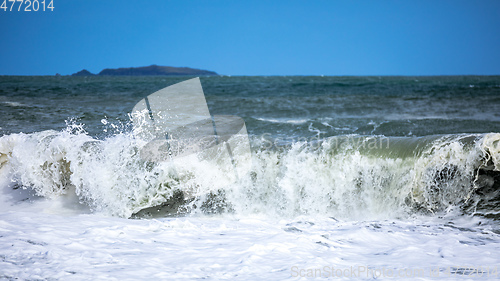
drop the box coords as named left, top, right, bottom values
left=71, top=65, right=217, bottom=76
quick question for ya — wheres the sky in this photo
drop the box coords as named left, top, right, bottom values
left=1, top=0, right=499, bottom=76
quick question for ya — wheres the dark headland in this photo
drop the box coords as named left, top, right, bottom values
left=71, top=65, right=217, bottom=76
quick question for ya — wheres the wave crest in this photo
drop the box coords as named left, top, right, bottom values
left=1, top=131, right=500, bottom=219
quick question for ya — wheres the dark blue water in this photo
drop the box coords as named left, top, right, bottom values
left=1, top=76, right=500, bottom=139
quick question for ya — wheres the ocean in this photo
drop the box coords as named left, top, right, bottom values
left=1, top=75, right=500, bottom=280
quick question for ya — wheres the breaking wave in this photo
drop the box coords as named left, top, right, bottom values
left=1, top=126, right=500, bottom=220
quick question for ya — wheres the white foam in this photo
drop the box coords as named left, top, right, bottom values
left=256, top=117, right=309, bottom=124
left=1, top=130, right=500, bottom=279
left=0, top=131, right=499, bottom=220
left=1, top=101, right=29, bottom=107
left=0, top=213, right=498, bottom=280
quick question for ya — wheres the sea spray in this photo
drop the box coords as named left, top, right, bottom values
left=1, top=129, right=499, bottom=219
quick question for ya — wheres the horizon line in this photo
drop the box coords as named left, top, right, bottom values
left=1, top=74, right=500, bottom=77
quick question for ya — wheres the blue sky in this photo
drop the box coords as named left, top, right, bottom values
left=1, top=0, right=499, bottom=76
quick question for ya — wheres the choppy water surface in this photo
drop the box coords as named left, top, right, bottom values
left=1, top=76, right=500, bottom=280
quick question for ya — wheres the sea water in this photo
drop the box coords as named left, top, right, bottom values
left=1, top=76, right=500, bottom=280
